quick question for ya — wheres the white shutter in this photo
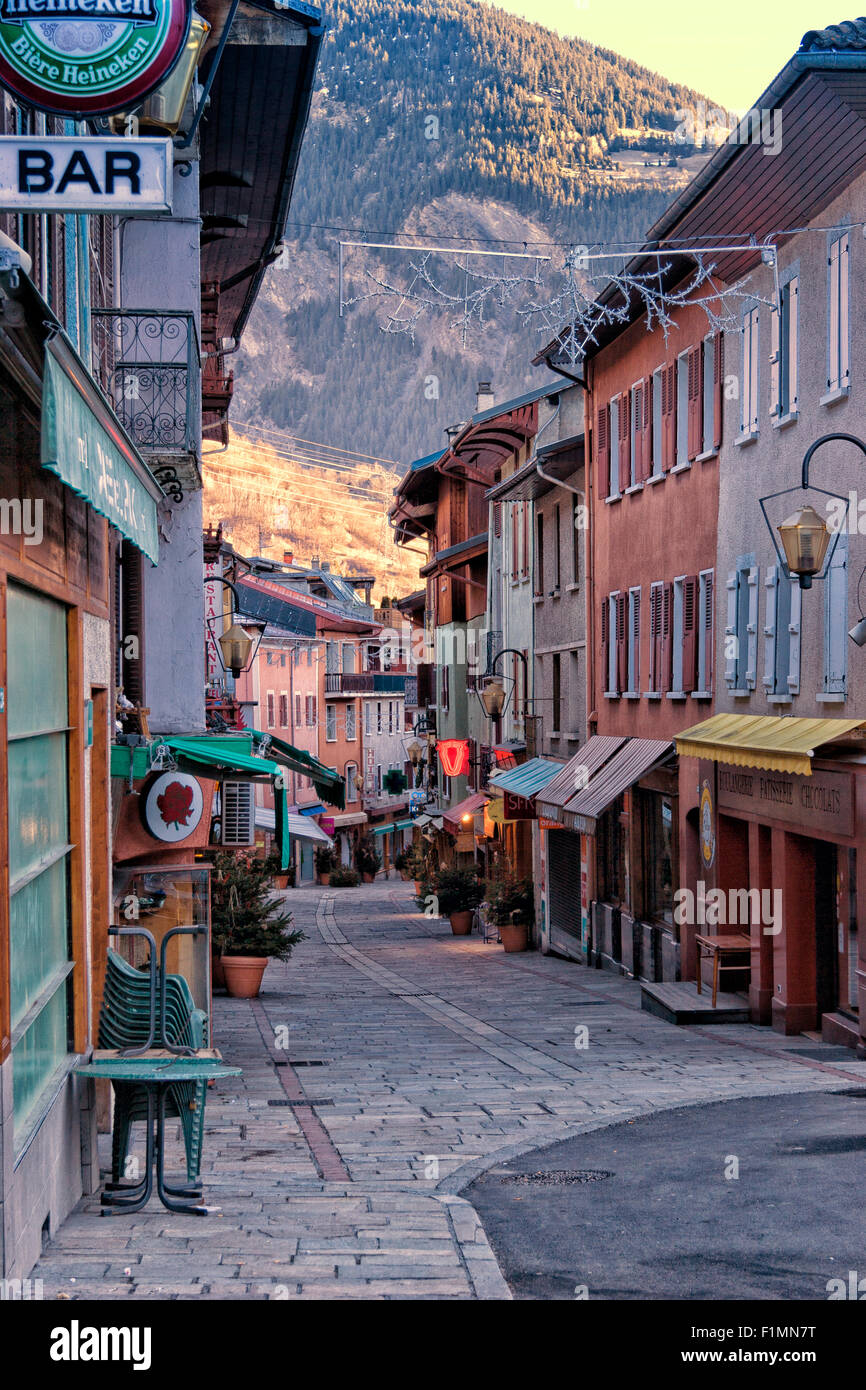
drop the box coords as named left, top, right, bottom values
left=789, top=279, right=799, bottom=410
left=787, top=581, right=802, bottom=695
left=840, top=233, right=850, bottom=387
left=769, top=302, right=780, bottom=417
left=725, top=571, right=739, bottom=687
left=824, top=533, right=848, bottom=693
left=221, top=781, right=255, bottom=847
left=746, top=565, right=759, bottom=689
left=762, top=565, right=778, bottom=691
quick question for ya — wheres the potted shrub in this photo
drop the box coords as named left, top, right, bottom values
left=329, top=864, right=361, bottom=887
left=431, top=866, right=484, bottom=935
left=210, top=851, right=305, bottom=997
left=403, top=841, right=428, bottom=894
left=355, top=834, right=383, bottom=883
left=394, top=848, right=412, bottom=881
left=315, top=844, right=337, bottom=885
left=264, top=847, right=295, bottom=891
left=485, top=873, right=535, bottom=953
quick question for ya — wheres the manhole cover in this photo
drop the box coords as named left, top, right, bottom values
left=498, top=1169, right=613, bottom=1186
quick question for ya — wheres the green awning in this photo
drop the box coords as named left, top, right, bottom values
left=250, top=730, right=345, bottom=810
left=370, top=819, right=414, bottom=835
left=41, top=341, right=162, bottom=563
left=163, top=736, right=287, bottom=785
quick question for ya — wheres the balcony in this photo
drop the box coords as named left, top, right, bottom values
left=91, top=309, right=201, bottom=492
left=324, top=672, right=407, bottom=696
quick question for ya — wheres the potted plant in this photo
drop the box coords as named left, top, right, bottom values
left=264, top=847, right=295, bottom=891
left=210, top=851, right=305, bottom=997
left=355, top=834, right=383, bottom=883
left=485, top=873, right=535, bottom=953
left=430, top=866, right=484, bottom=935
left=403, top=841, right=427, bottom=893
left=315, top=844, right=337, bottom=885
left=394, top=848, right=412, bottom=881
left=329, top=864, right=361, bottom=887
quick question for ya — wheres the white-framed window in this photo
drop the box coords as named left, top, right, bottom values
left=651, top=367, right=663, bottom=477
left=823, top=532, right=848, bottom=695
left=346, top=703, right=357, bottom=740
left=266, top=692, right=275, bottom=728
left=725, top=559, right=759, bottom=691
left=608, top=397, right=620, bottom=499
left=827, top=230, right=850, bottom=396
left=676, top=351, right=689, bottom=464
left=697, top=570, right=714, bottom=695
left=325, top=703, right=337, bottom=742
left=345, top=761, right=359, bottom=803
left=702, top=336, right=716, bottom=453
left=741, top=306, right=760, bottom=436
left=770, top=274, right=799, bottom=419
left=627, top=587, right=640, bottom=694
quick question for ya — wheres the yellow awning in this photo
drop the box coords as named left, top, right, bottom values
left=675, top=714, right=866, bottom=776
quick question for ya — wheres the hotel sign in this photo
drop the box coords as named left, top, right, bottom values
left=0, top=135, right=171, bottom=211
left=0, top=0, right=190, bottom=117
left=718, top=765, right=855, bottom=839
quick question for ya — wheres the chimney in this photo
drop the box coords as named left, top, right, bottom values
left=476, top=380, right=494, bottom=413
left=283, top=549, right=293, bottom=566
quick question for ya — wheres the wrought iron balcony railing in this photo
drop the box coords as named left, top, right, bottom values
left=91, top=309, right=201, bottom=463
left=324, top=672, right=407, bottom=695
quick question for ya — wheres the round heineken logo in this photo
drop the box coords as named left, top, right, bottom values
left=0, top=0, right=190, bottom=117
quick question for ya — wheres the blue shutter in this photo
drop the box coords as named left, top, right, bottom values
left=762, top=566, right=778, bottom=691
left=824, top=533, right=848, bottom=694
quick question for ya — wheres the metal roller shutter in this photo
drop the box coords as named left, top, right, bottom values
left=547, top=829, right=583, bottom=943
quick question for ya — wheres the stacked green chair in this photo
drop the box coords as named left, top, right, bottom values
left=99, top=949, right=210, bottom=1186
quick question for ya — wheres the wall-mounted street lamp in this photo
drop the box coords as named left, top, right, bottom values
left=759, top=432, right=864, bottom=590
left=475, top=648, right=528, bottom=721
left=205, top=577, right=265, bottom=679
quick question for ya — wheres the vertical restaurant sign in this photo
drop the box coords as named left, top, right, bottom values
left=0, top=0, right=190, bottom=117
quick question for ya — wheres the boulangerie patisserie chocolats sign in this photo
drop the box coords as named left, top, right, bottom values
left=0, top=0, right=190, bottom=117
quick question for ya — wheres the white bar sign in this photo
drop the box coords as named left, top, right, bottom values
left=0, top=135, right=172, bottom=213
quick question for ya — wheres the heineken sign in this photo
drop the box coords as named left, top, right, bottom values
left=0, top=0, right=190, bottom=117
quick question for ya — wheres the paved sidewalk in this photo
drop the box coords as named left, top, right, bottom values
left=33, top=881, right=866, bottom=1299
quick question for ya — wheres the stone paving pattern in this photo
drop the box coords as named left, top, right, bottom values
left=33, top=882, right=866, bottom=1299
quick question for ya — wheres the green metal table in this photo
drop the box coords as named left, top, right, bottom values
left=78, top=1051, right=242, bottom=1215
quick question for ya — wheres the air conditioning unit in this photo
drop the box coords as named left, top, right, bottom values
left=221, top=781, right=255, bottom=847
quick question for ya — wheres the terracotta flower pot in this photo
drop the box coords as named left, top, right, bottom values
left=500, top=921, right=528, bottom=953
left=211, top=952, right=226, bottom=990
left=449, top=910, right=473, bottom=935
left=222, top=955, right=268, bottom=998
left=362, top=871, right=374, bottom=883
left=413, top=880, right=422, bottom=895
left=318, top=872, right=331, bottom=886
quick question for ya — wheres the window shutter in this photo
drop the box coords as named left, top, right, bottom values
left=600, top=596, right=610, bottom=694
left=660, top=581, right=673, bottom=692
left=662, top=363, right=676, bottom=469
left=596, top=404, right=610, bottom=498
left=682, top=575, right=698, bottom=692
left=493, top=501, right=502, bottom=537
left=725, top=570, right=739, bottom=688
left=618, top=392, right=631, bottom=493
left=616, top=591, right=628, bottom=694
left=824, top=532, right=848, bottom=693
left=787, top=580, right=802, bottom=695
left=632, top=381, right=644, bottom=482
left=762, top=565, right=778, bottom=692
left=713, top=333, right=724, bottom=449
left=642, top=374, right=653, bottom=480
left=840, top=233, right=850, bottom=387
left=630, top=588, right=641, bottom=691
left=746, top=565, right=759, bottom=689
left=649, top=583, right=662, bottom=691
left=121, top=546, right=145, bottom=704
left=789, top=280, right=799, bottom=411
left=770, top=300, right=780, bottom=417
left=702, top=571, right=714, bottom=692
left=687, top=346, right=703, bottom=460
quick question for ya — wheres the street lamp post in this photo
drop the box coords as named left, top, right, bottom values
left=477, top=647, right=529, bottom=721
left=759, top=432, right=865, bottom=589
left=205, top=576, right=265, bottom=679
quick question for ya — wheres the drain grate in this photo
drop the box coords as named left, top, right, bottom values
left=268, top=1097, right=334, bottom=1107
left=498, top=1169, right=613, bottom=1187
left=790, top=1047, right=858, bottom=1062
left=290, top=1059, right=327, bottom=1067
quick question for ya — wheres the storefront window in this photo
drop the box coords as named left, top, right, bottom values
left=598, top=797, right=627, bottom=905
left=644, top=792, right=676, bottom=926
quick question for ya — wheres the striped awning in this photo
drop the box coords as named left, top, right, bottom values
left=370, top=819, right=415, bottom=836
left=535, top=737, right=626, bottom=820
left=562, top=739, right=674, bottom=834
left=675, top=714, right=866, bottom=776
left=254, top=807, right=333, bottom=845
left=442, top=792, right=488, bottom=829
left=488, top=756, right=561, bottom=799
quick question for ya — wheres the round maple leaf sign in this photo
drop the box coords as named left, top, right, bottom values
left=142, top=771, right=204, bottom=843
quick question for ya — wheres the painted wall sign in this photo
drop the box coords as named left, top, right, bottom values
left=141, top=769, right=204, bottom=843
left=718, top=765, right=855, bottom=839
left=699, top=778, right=716, bottom=869
left=0, top=0, right=190, bottom=117
left=0, top=134, right=171, bottom=211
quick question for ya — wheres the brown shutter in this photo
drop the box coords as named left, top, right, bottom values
left=615, top=591, right=628, bottom=693
left=713, top=333, right=724, bottom=450
left=493, top=502, right=501, bottom=538
left=682, top=574, right=698, bottom=692
left=687, top=346, right=703, bottom=460
left=600, top=597, right=610, bottom=694
left=703, top=571, right=714, bottom=692
left=662, top=364, right=676, bottom=470
left=596, top=403, right=610, bottom=498
left=660, top=581, right=673, bottom=691
left=618, top=392, right=631, bottom=492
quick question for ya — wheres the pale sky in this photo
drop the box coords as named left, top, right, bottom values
left=489, top=1, right=849, bottom=110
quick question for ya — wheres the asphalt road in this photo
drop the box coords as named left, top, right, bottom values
left=467, top=1089, right=866, bottom=1300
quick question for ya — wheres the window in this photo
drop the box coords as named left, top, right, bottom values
left=670, top=576, right=699, bottom=695
left=346, top=703, right=357, bottom=740
left=535, top=512, right=544, bottom=595
left=770, top=276, right=798, bottom=419
left=342, top=642, right=355, bottom=674
left=702, top=337, right=716, bottom=453
left=741, top=306, right=760, bottom=436
left=306, top=694, right=317, bottom=726
left=364, top=702, right=372, bottom=736
left=572, top=496, right=581, bottom=585
left=280, top=653, right=286, bottom=667
left=522, top=502, right=529, bottom=577
left=345, top=762, right=358, bottom=803
left=643, top=792, right=676, bottom=926
left=376, top=701, right=383, bottom=733
left=278, top=693, right=288, bottom=727
left=823, top=532, right=848, bottom=696
left=376, top=764, right=383, bottom=795
left=601, top=591, right=624, bottom=696
left=697, top=570, right=714, bottom=695
left=651, top=368, right=663, bottom=477
left=511, top=501, right=519, bottom=578
left=725, top=560, right=759, bottom=691
left=630, top=383, right=640, bottom=486
left=676, top=351, right=689, bottom=464
left=552, top=652, right=561, bottom=733
left=609, top=398, right=620, bottom=499
left=762, top=566, right=801, bottom=698
left=325, top=704, right=337, bottom=741
left=294, top=693, right=302, bottom=727
left=627, top=587, right=641, bottom=694
left=827, top=231, right=850, bottom=396
left=266, top=692, right=276, bottom=728
left=388, top=701, right=395, bottom=734
left=648, top=581, right=664, bottom=694
left=441, top=666, right=449, bottom=711
left=326, top=641, right=339, bottom=674
left=7, top=587, right=73, bottom=1143
left=266, top=651, right=272, bottom=666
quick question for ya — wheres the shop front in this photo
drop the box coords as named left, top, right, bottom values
left=676, top=715, right=866, bottom=1049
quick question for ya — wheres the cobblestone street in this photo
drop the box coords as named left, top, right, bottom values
left=33, top=882, right=866, bottom=1300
